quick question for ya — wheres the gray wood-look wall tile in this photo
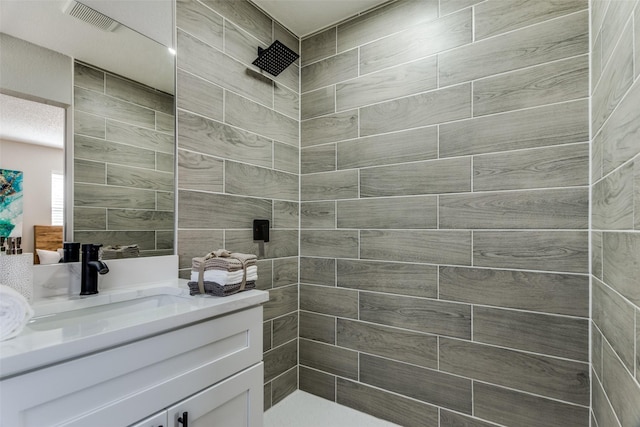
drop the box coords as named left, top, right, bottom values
left=361, top=157, right=470, bottom=197
left=336, top=56, right=437, bottom=111
left=177, top=110, right=273, bottom=168
left=361, top=230, right=472, bottom=265
left=105, top=74, right=173, bottom=115
left=74, top=207, right=106, bottom=230
left=273, top=257, right=298, bottom=288
left=272, top=312, right=298, bottom=347
left=274, top=22, right=299, bottom=58
left=271, top=366, right=297, bottom=406
left=74, top=231, right=156, bottom=251
left=199, top=0, right=272, bottom=45
left=592, top=231, right=603, bottom=280
left=592, top=277, right=636, bottom=371
left=473, top=55, right=588, bottom=117
left=274, top=84, right=299, bottom=120
left=636, top=159, right=640, bottom=230
left=299, top=339, right=358, bottom=379
left=74, top=159, right=105, bottom=184
left=177, top=30, right=273, bottom=107
left=302, top=27, right=336, bottom=66
left=337, top=259, right=437, bottom=298
left=337, top=319, right=437, bottom=369
left=360, top=84, right=471, bottom=136
left=601, top=78, right=640, bottom=176
left=439, top=11, right=588, bottom=86
left=337, top=379, right=439, bottom=427
left=440, top=188, right=588, bottom=229
left=359, top=8, right=471, bottom=75
left=156, top=112, right=174, bottom=133
left=106, top=120, right=174, bottom=153
left=337, top=126, right=437, bottom=170
left=301, top=201, right=336, bottom=229
left=300, top=284, right=358, bottom=318
left=301, top=170, right=358, bottom=201
left=176, top=69, right=223, bottom=121
left=255, top=259, right=273, bottom=290
left=603, top=232, right=640, bottom=305
left=473, top=382, right=589, bottom=427
left=301, top=110, right=358, bottom=147
left=301, top=144, right=336, bottom=174
left=439, top=0, right=484, bottom=16
left=439, top=266, right=589, bottom=317
left=107, top=209, right=173, bottom=231
left=337, top=196, right=437, bottom=229
left=74, top=62, right=104, bottom=92
left=592, top=129, right=604, bottom=183
left=473, top=143, right=589, bottom=191
left=225, top=161, right=298, bottom=201
left=177, top=229, right=223, bottom=269
left=360, top=292, right=471, bottom=339
left=440, top=338, right=589, bottom=405
left=299, top=366, right=335, bottom=401
left=602, top=342, right=640, bottom=427
left=263, top=321, right=272, bottom=352
left=75, top=86, right=155, bottom=129
left=592, top=326, right=603, bottom=380
left=226, top=229, right=299, bottom=259
left=440, top=100, right=589, bottom=157
left=337, top=0, right=439, bottom=53
left=593, top=161, right=635, bottom=230
left=263, top=284, right=298, bottom=320
left=107, top=164, right=173, bottom=192
left=264, top=340, right=297, bottom=383
left=178, top=190, right=271, bottom=228
left=75, top=183, right=156, bottom=209
left=300, top=257, right=336, bottom=286
left=360, top=354, right=472, bottom=414
left=637, top=308, right=640, bottom=383
left=300, top=311, right=335, bottom=344
left=176, top=0, right=223, bottom=50
left=177, top=149, right=223, bottom=193
left=473, top=231, right=589, bottom=273
left=592, top=23, right=634, bottom=133
left=592, top=32, right=603, bottom=91
left=592, top=372, right=622, bottom=427
left=301, top=49, right=358, bottom=93
left=599, top=0, right=636, bottom=67
left=74, top=111, right=105, bottom=138
left=224, top=20, right=268, bottom=71
left=157, top=191, right=174, bottom=211
left=440, top=410, right=496, bottom=427
left=273, top=200, right=298, bottom=229
left=263, top=382, right=272, bottom=410
left=156, top=231, right=174, bottom=250
left=474, top=0, right=587, bottom=41
left=225, top=92, right=298, bottom=147
left=636, top=7, right=640, bottom=79
left=301, top=87, right=335, bottom=120
left=272, top=61, right=299, bottom=97
left=266, top=144, right=295, bottom=177
left=473, top=306, right=589, bottom=361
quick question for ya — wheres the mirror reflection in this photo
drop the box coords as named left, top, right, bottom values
left=0, top=0, right=175, bottom=264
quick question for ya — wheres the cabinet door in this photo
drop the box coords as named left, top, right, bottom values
left=130, top=411, right=167, bottom=427
left=168, top=362, right=263, bottom=427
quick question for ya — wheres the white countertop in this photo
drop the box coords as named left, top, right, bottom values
left=0, top=280, right=268, bottom=379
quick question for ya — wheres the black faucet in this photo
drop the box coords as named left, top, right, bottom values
left=80, top=244, right=109, bottom=295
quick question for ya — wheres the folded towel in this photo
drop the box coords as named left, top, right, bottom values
left=192, top=251, right=257, bottom=272
left=187, top=280, right=256, bottom=297
left=190, top=266, right=258, bottom=284
left=0, top=284, right=34, bottom=341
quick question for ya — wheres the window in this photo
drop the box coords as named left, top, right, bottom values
left=51, top=171, right=64, bottom=226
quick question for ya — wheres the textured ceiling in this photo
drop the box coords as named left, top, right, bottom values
left=0, top=94, right=65, bottom=149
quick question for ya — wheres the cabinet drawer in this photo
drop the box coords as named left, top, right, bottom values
left=0, top=306, right=262, bottom=427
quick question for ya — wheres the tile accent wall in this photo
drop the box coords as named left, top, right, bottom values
left=73, top=62, right=175, bottom=256
left=174, top=0, right=300, bottom=410
left=299, top=1, right=590, bottom=425
left=591, top=0, right=640, bottom=426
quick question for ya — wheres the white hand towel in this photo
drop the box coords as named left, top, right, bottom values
left=190, top=266, right=258, bottom=285
left=0, top=284, right=34, bottom=341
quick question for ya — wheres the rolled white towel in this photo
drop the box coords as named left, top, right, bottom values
left=191, top=266, right=258, bottom=285
left=0, top=284, right=34, bottom=341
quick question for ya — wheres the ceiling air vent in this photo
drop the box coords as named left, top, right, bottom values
left=64, top=1, right=120, bottom=32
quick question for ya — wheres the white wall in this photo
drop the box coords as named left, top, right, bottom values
left=0, top=139, right=64, bottom=254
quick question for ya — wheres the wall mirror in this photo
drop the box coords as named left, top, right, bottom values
left=0, top=0, right=175, bottom=263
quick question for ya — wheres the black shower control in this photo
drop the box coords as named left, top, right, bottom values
left=253, top=219, right=270, bottom=242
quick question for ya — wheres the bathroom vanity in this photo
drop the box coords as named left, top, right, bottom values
left=0, top=282, right=268, bottom=427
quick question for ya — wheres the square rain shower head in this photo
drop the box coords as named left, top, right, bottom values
left=252, top=40, right=299, bottom=77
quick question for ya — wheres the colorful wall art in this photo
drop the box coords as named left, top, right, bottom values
left=0, top=169, right=24, bottom=238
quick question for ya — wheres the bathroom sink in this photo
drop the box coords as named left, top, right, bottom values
left=28, top=294, right=192, bottom=332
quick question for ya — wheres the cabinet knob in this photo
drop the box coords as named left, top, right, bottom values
left=177, top=411, right=188, bottom=427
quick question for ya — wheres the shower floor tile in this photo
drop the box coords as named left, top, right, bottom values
left=264, top=390, right=401, bottom=427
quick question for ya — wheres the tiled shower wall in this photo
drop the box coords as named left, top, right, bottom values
left=299, top=1, right=590, bottom=426
left=590, top=0, right=640, bottom=425
left=73, top=62, right=175, bottom=256
left=174, top=0, right=300, bottom=409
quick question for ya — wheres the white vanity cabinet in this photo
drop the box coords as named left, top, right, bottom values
left=0, top=303, right=264, bottom=427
